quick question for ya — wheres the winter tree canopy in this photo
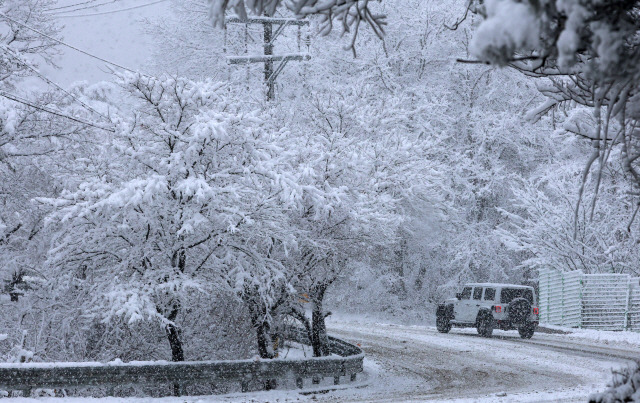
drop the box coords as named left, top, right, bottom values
left=0, top=0, right=638, bottom=399
left=468, top=0, right=640, bottom=224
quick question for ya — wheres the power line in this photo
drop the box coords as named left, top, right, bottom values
left=0, top=90, right=115, bottom=133
left=45, top=0, right=105, bottom=12
left=0, top=12, right=141, bottom=74
left=4, top=51, right=111, bottom=122
left=46, top=0, right=125, bottom=15
left=53, top=0, right=169, bottom=18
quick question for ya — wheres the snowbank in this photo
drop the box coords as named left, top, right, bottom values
left=541, top=324, right=640, bottom=349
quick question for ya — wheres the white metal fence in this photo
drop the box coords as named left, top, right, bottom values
left=538, top=268, right=640, bottom=331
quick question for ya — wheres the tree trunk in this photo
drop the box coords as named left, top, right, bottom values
left=166, top=323, right=184, bottom=362
left=244, top=283, right=279, bottom=360
left=394, top=237, right=408, bottom=298
left=167, top=247, right=186, bottom=363
left=254, top=320, right=276, bottom=359
left=165, top=306, right=184, bottom=396
left=415, top=264, right=427, bottom=290
left=310, top=283, right=330, bottom=357
left=251, top=317, right=278, bottom=388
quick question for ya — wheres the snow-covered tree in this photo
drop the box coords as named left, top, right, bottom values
left=147, top=0, right=227, bottom=80
left=42, top=73, right=307, bottom=361
left=0, top=0, right=71, bottom=308
left=266, top=74, right=456, bottom=346
left=6, top=0, right=623, bottom=367
left=0, top=0, right=61, bottom=87
left=0, top=0, right=67, bottom=166
left=208, top=0, right=385, bottom=53
left=469, top=0, right=640, bottom=227
left=499, top=141, right=640, bottom=276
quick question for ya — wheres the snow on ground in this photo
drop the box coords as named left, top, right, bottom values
left=329, top=310, right=640, bottom=349
left=5, top=317, right=639, bottom=402
left=540, top=324, right=640, bottom=348
left=318, top=320, right=630, bottom=402
left=277, top=341, right=315, bottom=359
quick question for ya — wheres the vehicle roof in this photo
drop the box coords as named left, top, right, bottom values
left=463, top=283, right=533, bottom=289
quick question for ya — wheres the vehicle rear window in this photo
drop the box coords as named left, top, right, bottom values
left=484, top=288, right=496, bottom=301
left=500, top=288, right=533, bottom=304
left=473, top=287, right=482, bottom=300
left=460, top=287, right=472, bottom=300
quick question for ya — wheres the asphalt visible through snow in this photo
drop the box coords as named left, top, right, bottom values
left=311, top=321, right=639, bottom=402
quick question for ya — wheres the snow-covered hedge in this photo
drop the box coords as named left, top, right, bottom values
left=589, top=361, right=640, bottom=403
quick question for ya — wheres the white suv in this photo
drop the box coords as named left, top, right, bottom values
left=436, top=283, right=539, bottom=338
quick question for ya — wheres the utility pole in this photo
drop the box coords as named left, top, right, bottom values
left=263, top=21, right=274, bottom=100
left=226, top=16, right=310, bottom=101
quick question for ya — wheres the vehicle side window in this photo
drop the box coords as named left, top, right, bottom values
left=473, top=287, right=482, bottom=300
left=460, top=287, right=472, bottom=300
left=484, top=288, right=496, bottom=301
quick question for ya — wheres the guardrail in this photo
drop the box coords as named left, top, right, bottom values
left=0, top=328, right=364, bottom=397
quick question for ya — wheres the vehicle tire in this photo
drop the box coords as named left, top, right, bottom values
left=518, top=322, right=535, bottom=339
left=436, top=315, right=452, bottom=333
left=436, top=304, right=453, bottom=333
left=476, top=312, right=493, bottom=337
left=508, top=297, right=531, bottom=325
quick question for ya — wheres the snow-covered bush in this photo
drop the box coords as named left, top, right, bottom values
left=589, top=362, right=640, bottom=403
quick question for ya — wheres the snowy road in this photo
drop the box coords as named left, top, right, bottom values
left=302, top=320, right=639, bottom=403
left=213, top=320, right=639, bottom=402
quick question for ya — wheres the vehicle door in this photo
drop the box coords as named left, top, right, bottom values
left=471, top=286, right=484, bottom=314
left=483, top=287, right=497, bottom=308
left=454, top=286, right=473, bottom=323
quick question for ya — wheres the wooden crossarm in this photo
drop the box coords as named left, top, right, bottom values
left=225, top=16, right=309, bottom=26
left=227, top=54, right=311, bottom=65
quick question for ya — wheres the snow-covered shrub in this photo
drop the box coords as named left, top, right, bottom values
left=180, top=291, right=255, bottom=361
left=79, top=291, right=254, bottom=362
left=589, top=362, right=640, bottom=403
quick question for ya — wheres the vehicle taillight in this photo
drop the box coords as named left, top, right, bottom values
left=533, top=307, right=539, bottom=315
left=494, top=305, right=502, bottom=313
